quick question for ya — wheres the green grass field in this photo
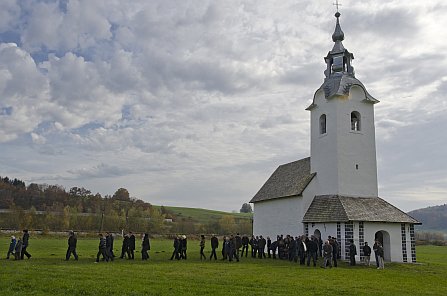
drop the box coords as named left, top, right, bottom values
left=153, top=205, right=252, bottom=223
left=0, top=235, right=446, bottom=296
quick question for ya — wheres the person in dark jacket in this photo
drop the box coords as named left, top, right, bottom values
left=349, top=239, right=357, bottom=266
left=6, top=235, right=16, bottom=259
left=21, top=229, right=31, bottom=259
left=199, top=235, right=206, bottom=260
left=128, top=232, right=136, bottom=260
left=235, top=233, right=242, bottom=258
left=288, top=236, right=297, bottom=262
left=270, top=239, right=278, bottom=259
left=363, top=242, right=372, bottom=266
left=120, top=233, right=129, bottom=259
left=141, top=233, right=150, bottom=260
left=373, top=240, right=380, bottom=268
left=251, top=236, right=258, bottom=258
left=96, top=233, right=109, bottom=262
left=258, top=235, right=266, bottom=259
left=278, top=235, right=285, bottom=259
left=329, top=236, right=338, bottom=267
left=317, top=237, right=323, bottom=259
left=170, top=235, right=180, bottom=260
left=266, top=236, right=272, bottom=258
left=306, top=236, right=318, bottom=267
left=377, top=242, right=385, bottom=269
left=105, top=232, right=114, bottom=261
left=297, top=236, right=306, bottom=265
left=241, top=235, right=249, bottom=257
left=229, top=235, right=239, bottom=262
left=181, top=235, right=187, bottom=259
left=66, top=231, right=78, bottom=261
left=210, top=234, right=218, bottom=260
left=14, top=238, right=22, bottom=260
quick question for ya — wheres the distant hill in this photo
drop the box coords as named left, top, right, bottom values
left=408, top=204, right=447, bottom=233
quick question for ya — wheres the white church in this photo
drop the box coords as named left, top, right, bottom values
left=250, top=11, right=420, bottom=263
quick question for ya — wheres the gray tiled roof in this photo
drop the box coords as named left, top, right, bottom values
left=303, top=195, right=421, bottom=224
left=306, top=75, right=379, bottom=110
left=250, top=157, right=315, bottom=203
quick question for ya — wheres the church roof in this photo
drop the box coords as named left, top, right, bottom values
left=302, top=195, right=421, bottom=224
left=250, top=157, right=315, bottom=203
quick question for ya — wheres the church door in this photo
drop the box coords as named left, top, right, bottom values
left=375, top=230, right=391, bottom=262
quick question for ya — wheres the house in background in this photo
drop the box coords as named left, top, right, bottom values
left=250, top=11, right=420, bottom=263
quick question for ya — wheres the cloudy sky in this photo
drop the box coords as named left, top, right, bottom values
left=1, top=0, right=446, bottom=212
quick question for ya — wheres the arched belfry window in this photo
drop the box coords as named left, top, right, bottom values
left=351, top=111, right=361, bottom=131
left=320, top=114, right=327, bottom=134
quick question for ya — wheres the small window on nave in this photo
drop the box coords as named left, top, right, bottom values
left=351, top=111, right=361, bottom=131
left=320, top=114, right=327, bottom=134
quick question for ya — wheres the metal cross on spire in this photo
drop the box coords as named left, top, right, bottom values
left=333, top=0, right=342, bottom=13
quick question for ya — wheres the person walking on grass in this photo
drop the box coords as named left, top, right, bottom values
left=141, top=233, right=150, bottom=260
left=106, top=232, right=114, bottom=261
left=210, top=234, right=218, bottom=260
left=181, top=235, right=187, bottom=259
left=120, top=233, right=129, bottom=259
left=241, top=235, right=249, bottom=257
left=199, top=235, right=206, bottom=260
left=170, top=235, right=180, bottom=260
left=329, top=236, right=338, bottom=267
left=363, top=242, right=371, bottom=266
left=96, top=233, right=109, bottom=263
left=322, top=240, right=333, bottom=268
left=66, top=231, right=78, bottom=261
left=377, top=242, right=385, bottom=270
left=267, top=236, right=272, bottom=258
left=349, top=239, right=357, bottom=266
left=6, top=235, right=16, bottom=259
left=306, top=236, right=318, bottom=267
left=128, top=232, right=136, bottom=260
left=14, top=238, right=22, bottom=260
left=21, top=229, right=31, bottom=259
left=235, top=233, right=242, bottom=258
left=373, top=240, right=380, bottom=268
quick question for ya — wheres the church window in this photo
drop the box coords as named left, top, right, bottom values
left=351, top=111, right=361, bottom=131
left=319, top=114, right=327, bottom=134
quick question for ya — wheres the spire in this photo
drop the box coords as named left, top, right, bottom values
left=332, top=12, right=344, bottom=42
left=306, top=2, right=378, bottom=104
left=323, top=9, right=355, bottom=78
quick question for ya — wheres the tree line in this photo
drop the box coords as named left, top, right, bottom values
left=0, top=176, right=252, bottom=235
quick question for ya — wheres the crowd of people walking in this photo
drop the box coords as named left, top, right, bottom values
left=3, top=230, right=386, bottom=269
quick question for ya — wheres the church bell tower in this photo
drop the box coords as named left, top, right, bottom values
left=306, top=11, right=380, bottom=198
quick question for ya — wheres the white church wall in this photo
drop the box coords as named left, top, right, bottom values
left=310, top=89, right=339, bottom=195
left=363, top=222, right=403, bottom=263
left=337, top=86, right=378, bottom=197
left=253, top=196, right=303, bottom=239
left=308, top=221, right=405, bottom=263
left=310, top=86, right=378, bottom=197
left=307, top=223, right=338, bottom=241
left=302, top=178, right=318, bottom=219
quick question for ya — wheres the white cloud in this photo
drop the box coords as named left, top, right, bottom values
left=0, top=0, right=446, bottom=212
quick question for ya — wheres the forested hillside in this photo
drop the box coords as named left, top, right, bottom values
left=0, top=175, right=251, bottom=234
left=408, top=204, right=447, bottom=233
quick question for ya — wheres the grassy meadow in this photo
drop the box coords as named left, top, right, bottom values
left=0, top=235, right=446, bottom=296
left=152, top=205, right=253, bottom=223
